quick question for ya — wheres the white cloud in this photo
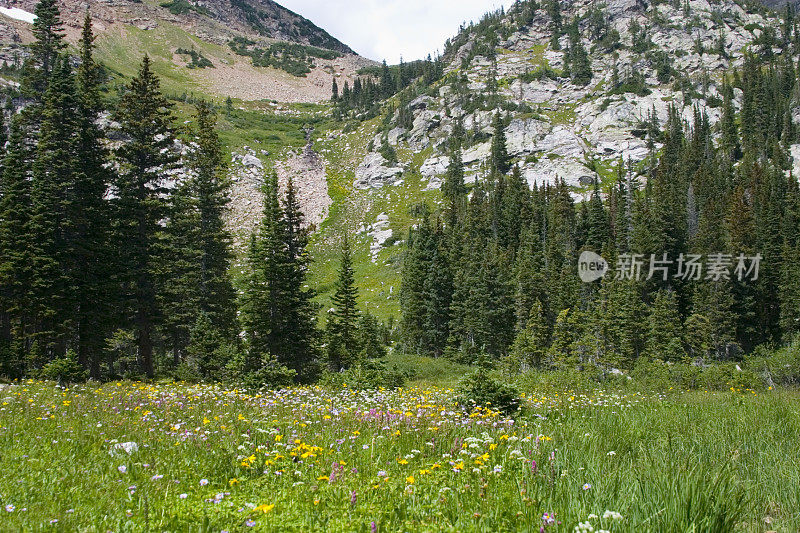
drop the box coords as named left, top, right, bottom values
left=277, top=0, right=513, bottom=63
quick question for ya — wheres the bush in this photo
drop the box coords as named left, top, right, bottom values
left=745, top=340, right=800, bottom=387
left=38, top=350, right=87, bottom=384
left=456, top=366, right=520, bottom=415
left=236, top=356, right=297, bottom=391
left=170, top=362, right=202, bottom=383
left=320, top=359, right=407, bottom=389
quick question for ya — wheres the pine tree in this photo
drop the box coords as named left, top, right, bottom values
left=400, top=217, right=434, bottom=353
left=547, top=308, right=577, bottom=369
left=358, top=312, right=386, bottom=359
left=159, top=174, right=202, bottom=365
left=74, top=12, right=115, bottom=377
left=241, top=170, right=317, bottom=379
left=460, top=244, right=515, bottom=357
left=423, top=241, right=453, bottom=356
left=499, top=165, right=531, bottom=251
left=690, top=281, right=737, bottom=359
left=28, top=56, right=80, bottom=364
left=597, top=280, right=645, bottom=369
left=380, top=60, right=393, bottom=97
left=490, top=112, right=511, bottom=176
left=719, top=81, right=741, bottom=161
left=277, top=177, right=320, bottom=380
left=780, top=243, right=800, bottom=339
left=442, top=147, right=467, bottom=228
left=585, top=179, right=610, bottom=251
left=185, top=312, right=224, bottom=379
left=24, top=0, right=66, bottom=97
left=568, top=32, right=592, bottom=86
left=547, top=0, right=563, bottom=48
left=113, top=56, right=180, bottom=378
left=510, top=299, right=550, bottom=370
left=645, top=290, right=685, bottom=362
left=0, top=119, right=32, bottom=377
left=327, top=235, right=361, bottom=370
left=514, top=215, right=548, bottom=329
left=189, top=102, right=238, bottom=341
left=242, top=171, right=283, bottom=372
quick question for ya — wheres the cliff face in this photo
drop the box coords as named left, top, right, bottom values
left=350, top=0, right=785, bottom=194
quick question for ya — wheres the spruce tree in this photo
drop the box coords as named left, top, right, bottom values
left=400, top=216, right=434, bottom=353
left=113, top=56, right=180, bottom=378
left=510, top=299, right=550, bottom=370
left=645, top=290, right=685, bottom=362
left=0, top=119, right=32, bottom=377
left=159, top=175, right=202, bottom=365
left=586, top=179, right=610, bottom=252
left=327, top=235, right=360, bottom=370
left=28, top=56, right=80, bottom=363
left=242, top=171, right=286, bottom=372
left=548, top=308, right=577, bottom=369
left=358, top=312, right=386, bottom=359
left=423, top=241, right=453, bottom=356
left=24, top=0, right=66, bottom=97
left=568, top=32, right=592, bottom=86
left=547, top=0, right=563, bottom=48
left=597, top=280, right=645, bottom=369
left=74, top=12, right=115, bottom=377
left=442, top=147, right=467, bottom=228
left=190, top=102, right=238, bottom=340
left=499, top=165, right=531, bottom=251
left=490, top=112, right=511, bottom=176
left=278, top=177, right=320, bottom=380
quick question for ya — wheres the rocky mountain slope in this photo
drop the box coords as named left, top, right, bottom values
left=352, top=0, right=787, bottom=193
left=0, top=0, right=372, bottom=102
left=297, top=0, right=798, bottom=317
left=1, top=0, right=794, bottom=318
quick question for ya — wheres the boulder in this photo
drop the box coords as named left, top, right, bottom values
left=241, top=154, right=263, bottom=169
left=420, top=155, right=450, bottom=178
left=462, top=142, right=492, bottom=165
left=535, top=126, right=586, bottom=158
left=408, top=110, right=441, bottom=148
left=354, top=152, right=404, bottom=189
left=505, top=118, right=548, bottom=156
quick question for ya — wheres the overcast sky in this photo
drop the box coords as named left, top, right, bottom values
left=278, top=0, right=514, bottom=63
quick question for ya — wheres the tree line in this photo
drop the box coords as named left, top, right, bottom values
left=0, top=0, right=383, bottom=384
left=400, top=51, right=800, bottom=371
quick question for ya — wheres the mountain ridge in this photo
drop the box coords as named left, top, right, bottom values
left=0, top=0, right=372, bottom=102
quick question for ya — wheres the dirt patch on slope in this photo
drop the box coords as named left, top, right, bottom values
left=275, top=132, right=331, bottom=229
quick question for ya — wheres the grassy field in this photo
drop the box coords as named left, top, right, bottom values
left=1, top=379, right=798, bottom=532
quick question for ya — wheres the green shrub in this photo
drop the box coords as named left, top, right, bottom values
left=38, top=350, right=88, bottom=384
left=456, top=366, right=520, bottom=415
left=320, top=359, right=407, bottom=389
left=745, top=340, right=800, bottom=386
left=236, top=356, right=297, bottom=391
left=160, top=0, right=210, bottom=16
left=170, top=362, right=202, bottom=383
left=175, top=48, right=213, bottom=69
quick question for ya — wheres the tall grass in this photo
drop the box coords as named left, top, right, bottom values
left=0, top=381, right=797, bottom=531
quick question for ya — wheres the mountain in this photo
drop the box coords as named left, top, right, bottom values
left=294, top=0, right=796, bottom=316
left=0, top=0, right=792, bottom=318
left=351, top=0, right=784, bottom=191
left=0, top=0, right=372, bottom=102
left=3, top=0, right=352, bottom=50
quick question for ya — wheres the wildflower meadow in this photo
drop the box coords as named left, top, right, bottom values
left=1, top=381, right=798, bottom=531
